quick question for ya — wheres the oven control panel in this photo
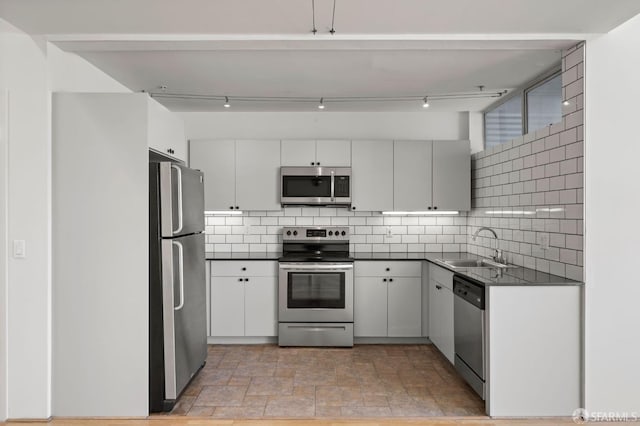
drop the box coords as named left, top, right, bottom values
left=282, top=226, right=349, bottom=241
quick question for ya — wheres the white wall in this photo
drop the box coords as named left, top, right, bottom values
left=0, top=24, right=52, bottom=420
left=0, top=90, right=8, bottom=422
left=181, top=111, right=470, bottom=141
left=0, top=18, right=130, bottom=420
left=47, top=44, right=130, bottom=92
left=52, top=93, right=148, bottom=417
left=468, top=112, right=484, bottom=153
left=585, top=14, right=640, bottom=414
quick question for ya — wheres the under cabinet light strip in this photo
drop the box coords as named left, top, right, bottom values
left=381, top=211, right=459, bottom=215
left=205, top=211, right=244, bottom=215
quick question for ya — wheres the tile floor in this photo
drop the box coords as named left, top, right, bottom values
left=164, top=344, right=486, bottom=419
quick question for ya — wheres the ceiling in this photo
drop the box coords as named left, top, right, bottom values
left=2, top=0, right=640, bottom=112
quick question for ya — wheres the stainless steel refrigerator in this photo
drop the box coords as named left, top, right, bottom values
left=149, top=161, right=207, bottom=412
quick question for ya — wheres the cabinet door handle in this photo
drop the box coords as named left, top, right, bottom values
left=383, top=278, right=387, bottom=282
left=311, top=162, right=315, bottom=165
left=385, top=268, right=390, bottom=271
left=238, top=278, right=243, bottom=282
left=229, top=206, right=234, bottom=209
left=428, top=206, right=432, bottom=210
left=352, top=206, right=356, bottom=210
left=389, top=278, right=393, bottom=282
left=317, top=162, right=320, bottom=165
left=242, top=267, right=247, bottom=271
left=235, top=206, right=239, bottom=209
left=436, top=284, right=442, bottom=290
left=434, top=206, right=438, bottom=210
left=244, top=278, right=249, bottom=282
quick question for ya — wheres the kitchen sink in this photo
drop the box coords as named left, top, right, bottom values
left=436, top=258, right=513, bottom=269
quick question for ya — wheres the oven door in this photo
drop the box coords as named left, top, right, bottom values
left=278, top=262, right=354, bottom=322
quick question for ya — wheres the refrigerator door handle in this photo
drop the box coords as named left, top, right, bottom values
left=173, top=241, right=185, bottom=311
left=171, top=164, right=184, bottom=235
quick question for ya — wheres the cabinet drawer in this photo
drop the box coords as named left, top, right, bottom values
left=355, top=261, right=422, bottom=277
left=211, top=260, right=277, bottom=277
left=429, top=263, right=454, bottom=290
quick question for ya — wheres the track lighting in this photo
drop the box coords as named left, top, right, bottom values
left=148, top=90, right=507, bottom=110
left=562, top=100, right=570, bottom=106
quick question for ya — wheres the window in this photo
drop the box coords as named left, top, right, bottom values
left=484, top=94, right=523, bottom=149
left=526, top=73, right=562, bottom=133
left=484, top=67, right=562, bottom=149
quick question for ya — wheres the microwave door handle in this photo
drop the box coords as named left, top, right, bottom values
left=330, top=170, right=335, bottom=201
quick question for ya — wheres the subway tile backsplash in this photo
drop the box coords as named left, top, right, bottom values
left=467, top=43, right=584, bottom=281
left=204, top=44, right=584, bottom=281
left=205, top=208, right=468, bottom=254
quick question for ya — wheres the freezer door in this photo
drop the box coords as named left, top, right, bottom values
left=160, top=162, right=205, bottom=237
left=161, top=233, right=207, bottom=400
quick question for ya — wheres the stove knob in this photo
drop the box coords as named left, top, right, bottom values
left=328, top=231, right=333, bottom=236
left=286, top=230, right=292, bottom=236
left=341, top=231, right=346, bottom=236
left=293, top=230, right=298, bottom=236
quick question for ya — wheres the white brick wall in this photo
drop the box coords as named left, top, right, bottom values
left=467, top=44, right=584, bottom=281
left=205, top=208, right=467, bottom=254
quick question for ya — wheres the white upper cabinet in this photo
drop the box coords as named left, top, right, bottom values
left=190, top=139, right=236, bottom=211
left=316, top=140, right=351, bottom=166
left=281, top=139, right=351, bottom=166
left=432, top=140, right=471, bottom=211
left=147, top=97, right=186, bottom=161
left=394, top=140, right=432, bottom=211
left=351, top=140, right=393, bottom=212
left=280, top=139, right=316, bottom=166
left=190, top=139, right=280, bottom=211
left=235, top=140, right=281, bottom=211
left=393, top=139, right=470, bottom=212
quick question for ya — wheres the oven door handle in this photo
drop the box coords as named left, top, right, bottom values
left=279, top=263, right=353, bottom=271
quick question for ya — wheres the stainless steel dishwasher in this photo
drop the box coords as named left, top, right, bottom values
left=453, top=274, right=486, bottom=400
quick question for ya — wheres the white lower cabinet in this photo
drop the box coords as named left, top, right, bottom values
left=210, top=261, right=278, bottom=337
left=428, top=263, right=455, bottom=363
left=388, top=277, right=422, bottom=337
left=354, top=261, right=422, bottom=338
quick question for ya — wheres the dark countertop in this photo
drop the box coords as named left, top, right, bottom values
left=205, top=252, right=281, bottom=260
left=353, top=252, right=582, bottom=287
left=206, top=251, right=583, bottom=287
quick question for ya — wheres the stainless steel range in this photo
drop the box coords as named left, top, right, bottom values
left=278, top=226, right=354, bottom=347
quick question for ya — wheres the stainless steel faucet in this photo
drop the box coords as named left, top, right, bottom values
left=471, top=226, right=504, bottom=263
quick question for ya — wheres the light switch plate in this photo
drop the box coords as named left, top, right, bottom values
left=13, top=240, right=26, bottom=258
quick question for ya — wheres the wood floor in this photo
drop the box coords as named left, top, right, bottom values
left=158, top=344, right=485, bottom=418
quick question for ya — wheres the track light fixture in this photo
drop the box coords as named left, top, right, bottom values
left=148, top=90, right=508, bottom=110
left=562, top=100, right=570, bottom=106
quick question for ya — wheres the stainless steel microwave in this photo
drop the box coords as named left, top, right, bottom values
left=280, top=166, right=351, bottom=206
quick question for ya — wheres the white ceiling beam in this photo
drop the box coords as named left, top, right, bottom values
left=49, top=33, right=592, bottom=52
